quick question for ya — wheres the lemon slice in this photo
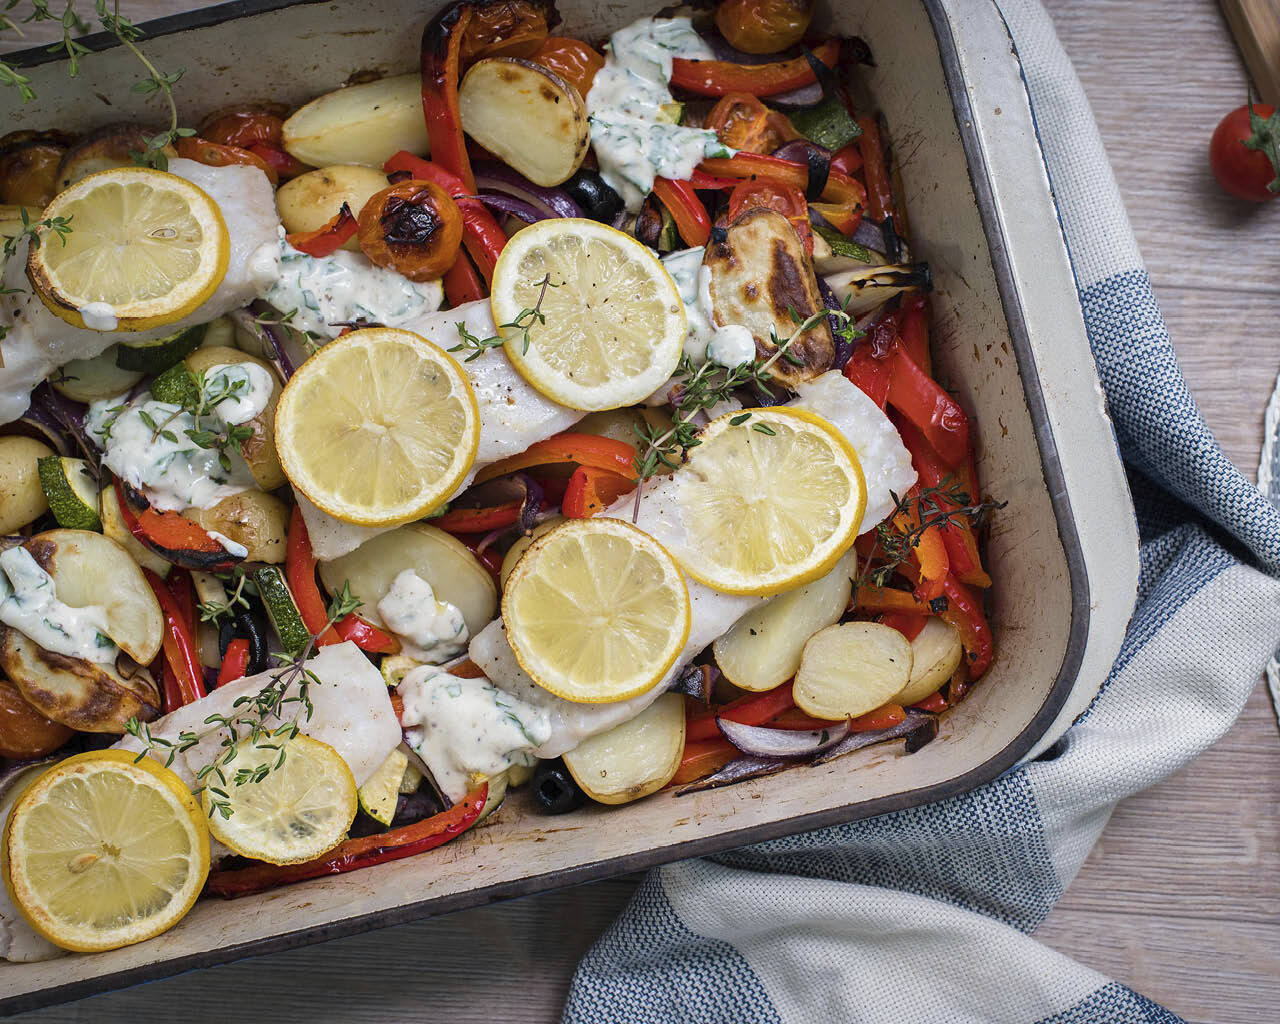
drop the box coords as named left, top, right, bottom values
left=666, top=407, right=866, bottom=595
left=206, top=734, right=357, bottom=865
left=502, top=518, right=691, bottom=703
left=491, top=218, right=685, bottom=411
left=27, top=167, right=229, bottom=332
left=2, top=750, right=209, bottom=952
left=274, top=328, right=480, bottom=526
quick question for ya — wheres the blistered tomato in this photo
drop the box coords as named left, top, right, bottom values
left=715, top=0, right=815, bottom=56
left=529, top=36, right=606, bottom=97
left=357, top=180, right=464, bottom=281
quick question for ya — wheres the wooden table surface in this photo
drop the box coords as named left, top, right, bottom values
left=4, top=2, right=1278, bottom=1021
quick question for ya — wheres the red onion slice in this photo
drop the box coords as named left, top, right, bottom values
left=477, top=193, right=545, bottom=224
left=716, top=716, right=851, bottom=758
left=472, top=161, right=583, bottom=220
left=676, top=756, right=789, bottom=794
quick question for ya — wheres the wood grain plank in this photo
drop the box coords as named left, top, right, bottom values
left=1218, top=0, right=1280, bottom=105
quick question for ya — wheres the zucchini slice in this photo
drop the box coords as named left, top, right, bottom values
left=115, top=324, right=207, bottom=374
left=253, top=565, right=311, bottom=657
left=37, top=456, right=101, bottom=531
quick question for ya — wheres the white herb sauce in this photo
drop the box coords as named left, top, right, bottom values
left=263, top=231, right=444, bottom=339
left=85, top=361, right=273, bottom=512
left=661, top=248, right=756, bottom=369
left=376, top=570, right=469, bottom=664
left=398, top=666, right=551, bottom=801
left=586, top=17, right=734, bottom=211
left=0, top=547, right=118, bottom=664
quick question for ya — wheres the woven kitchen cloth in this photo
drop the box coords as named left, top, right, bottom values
left=561, top=1, right=1280, bottom=1022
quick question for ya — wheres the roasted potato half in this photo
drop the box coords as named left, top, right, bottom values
left=563, top=692, right=685, bottom=805
left=0, top=626, right=161, bottom=733
left=19, top=530, right=164, bottom=665
left=184, top=345, right=286, bottom=490
left=0, top=134, right=67, bottom=207
left=184, top=489, right=289, bottom=564
left=895, top=617, right=964, bottom=706
left=282, top=73, right=429, bottom=168
left=0, top=436, right=54, bottom=534
left=276, top=165, right=388, bottom=251
left=55, top=123, right=153, bottom=191
left=703, top=208, right=834, bottom=386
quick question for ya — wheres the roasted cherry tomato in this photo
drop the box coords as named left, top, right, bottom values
left=176, top=137, right=279, bottom=185
left=715, top=0, right=815, bottom=56
left=0, top=139, right=65, bottom=207
left=529, top=36, right=605, bottom=98
left=705, top=93, right=798, bottom=155
left=1209, top=103, right=1280, bottom=202
left=357, top=180, right=464, bottom=282
left=728, top=179, right=813, bottom=253
left=460, top=0, right=549, bottom=63
left=0, top=676, right=72, bottom=759
left=198, top=105, right=287, bottom=149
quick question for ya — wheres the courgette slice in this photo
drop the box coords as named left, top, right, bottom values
left=253, top=565, right=311, bottom=657
left=148, top=362, right=200, bottom=406
left=789, top=96, right=860, bottom=152
left=399, top=758, right=425, bottom=795
left=50, top=346, right=145, bottom=404
left=813, top=224, right=876, bottom=265
left=37, top=456, right=101, bottom=531
left=115, top=323, right=206, bottom=374
left=358, top=748, right=409, bottom=826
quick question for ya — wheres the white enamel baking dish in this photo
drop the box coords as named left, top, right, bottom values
left=0, top=0, right=1139, bottom=1010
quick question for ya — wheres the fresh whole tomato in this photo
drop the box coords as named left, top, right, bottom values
left=1209, top=103, right=1280, bottom=202
left=0, top=676, right=72, bottom=759
left=715, top=0, right=815, bottom=56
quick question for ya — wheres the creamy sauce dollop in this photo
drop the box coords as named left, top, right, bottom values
left=586, top=17, right=734, bottom=211
left=376, top=570, right=469, bottom=664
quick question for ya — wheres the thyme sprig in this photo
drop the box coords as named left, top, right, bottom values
left=148, top=366, right=256, bottom=473
left=447, top=272, right=557, bottom=361
left=855, top=480, right=1006, bottom=589
left=2, top=207, right=72, bottom=260
left=126, top=583, right=363, bottom=819
left=629, top=304, right=862, bottom=520
left=196, top=566, right=251, bottom=627
left=1, top=1, right=193, bottom=168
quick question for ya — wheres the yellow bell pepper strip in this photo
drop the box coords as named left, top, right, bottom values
left=670, top=38, right=841, bottom=97
left=421, top=3, right=477, bottom=194
left=652, top=177, right=712, bottom=247
left=206, top=784, right=488, bottom=898
left=891, top=485, right=950, bottom=602
left=852, top=584, right=935, bottom=616
left=474, top=432, right=637, bottom=484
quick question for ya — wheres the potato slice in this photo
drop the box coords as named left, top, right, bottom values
left=319, top=523, right=497, bottom=637
left=563, top=692, right=685, bottom=805
left=714, top=547, right=855, bottom=692
left=894, top=617, right=964, bottom=707
left=184, top=345, right=285, bottom=491
left=276, top=165, right=388, bottom=251
left=459, top=58, right=589, bottom=187
left=55, top=123, right=151, bottom=191
left=283, top=73, right=429, bottom=169
left=0, top=626, right=160, bottom=732
left=704, top=209, right=834, bottom=386
left=498, top=515, right=565, bottom=590
left=0, top=436, right=54, bottom=534
left=22, top=530, right=163, bottom=665
left=794, top=622, right=913, bottom=719
left=184, top=489, right=288, bottom=564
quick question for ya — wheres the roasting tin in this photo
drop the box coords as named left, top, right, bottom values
left=0, top=0, right=1139, bottom=1010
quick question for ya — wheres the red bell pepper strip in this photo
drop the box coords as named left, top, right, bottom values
left=937, top=575, right=993, bottom=679
left=856, top=115, right=895, bottom=223
left=829, top=142, right=863, bottom=177
left=892, top=415, right=992, bottom=588
left=432, top=501, right=522, bottom=534
left=842, top=343, right=891, bottom=408
left=207, top=783, right=488, bottom=898
left=333, top=615, right=400, bottom=654
left=474, top=431, right=637, bottom=484
left=169, top=569, right=197, bottom=638
left=562, top=466, right=636, bottom=518
left=144, top=569, right=207, bottom=710
left=421, top=3, right=476, bottom=194
left=886, top=346, right=971, bottom=470
left=670, top=738, right=737, bottom=787
left=898, top=295, right=931, bottom=376
left=444, top=251, right=488, bottom=304
left=216, top=638, right=251, bottom=687
left=687, top=169, right=741, bottom=191
left=244, top=141, right=309, bottom=180
left=913, top=691, right=949, bottom=713
left=384, top=151, right=507, bottom=284
left=670, top=38, right=840, bottom=97
left=652, top=177, right=711, bottom=247
left=286, top=202, right=358, bottom=258
left=878, top=612, right=929, bottom=642
left=458, top=534, right=503, bottom=582
left=285, top=506, right=343, bottom=646
left=852, top=585, right=935, bottom=616
left=112, top=480, right=238, bottom=572
left=686, top=682, right=798, bottom=743
left=698, top=152, right=864, bottom=209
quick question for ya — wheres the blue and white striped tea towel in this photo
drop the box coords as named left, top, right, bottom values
left=561, top=1, right=1280, bottom=1021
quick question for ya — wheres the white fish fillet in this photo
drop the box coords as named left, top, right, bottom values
left=115, top=641, right=400, bottom=790
left=298, top=299, right=582, bottom=560
left=469, top=369, right=917, bottom=757
left=0, top=160, right=281, bottom=426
